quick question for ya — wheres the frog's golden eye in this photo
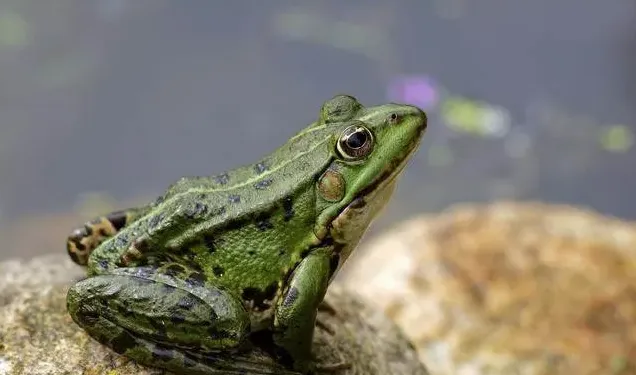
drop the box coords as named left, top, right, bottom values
left=337, top=124, right=374, bottom=160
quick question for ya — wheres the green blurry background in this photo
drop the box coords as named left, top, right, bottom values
left=0, top=0, right=634, bottom=260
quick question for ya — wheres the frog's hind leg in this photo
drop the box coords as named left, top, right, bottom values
left=67, top=265, right=255, bottom=374
left=66, top=207, right=147, bottom=266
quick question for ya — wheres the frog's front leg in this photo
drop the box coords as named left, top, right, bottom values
left=67, top=265, right=251, bottom=374
left=273, top=247, right=340, bottom=373
left=66, top=207, right=147, bottom=266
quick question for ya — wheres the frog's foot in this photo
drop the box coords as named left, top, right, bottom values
left=67, top=266, right=252, bottom=374
left=66, top=210, right=133, bottom=266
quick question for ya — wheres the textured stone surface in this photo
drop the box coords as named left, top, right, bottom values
left=342, top=202, right=636, bottom=375
left=0, top=254, right=427, bottom=375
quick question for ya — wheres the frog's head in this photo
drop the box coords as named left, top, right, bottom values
left=314, top=95, right=427, bottom=274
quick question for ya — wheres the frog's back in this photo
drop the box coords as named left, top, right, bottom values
left=158, top=122, right=332, bottom=208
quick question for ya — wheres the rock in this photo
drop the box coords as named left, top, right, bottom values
left=0, top=254, right=427, bottom=375
left=341, top=202, right=636, bottom=375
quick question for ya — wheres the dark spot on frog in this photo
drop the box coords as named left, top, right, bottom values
left=228, top=194, right=241, bottom=203
left=282, top=196, right=294, bottom=221
left=107, top=210, right=128, bottom=231
left=282, top=286, right=299, bottom=308
left=70, top=239, right=86, bottom=253
left=126, top=267, right=154, bottom=283
left=97, top=259, right=109, bottom=271
left=186, top=271, right=206, bottom=288
left=177, top=295, right=197, bottom=310
left=184, top=202, right=208, bottom=219
left=254, top=162, right=268, bottom=174
left=255, top=214, right=274, bottom=231
left=278, top=248, right=286, bottom=256
left=148, top=214, right=163, bottom=229
left=114, top=235, right=128, bottom=248
left=242, top=282, right=278, bottom=311
left=248, top=249, right=256, bottom=256
left=214, top=173, right=230, bottom=185
left=203, top=234, right=217, bottom=253
left=212, top=266, right=224, bottom=277
left=109, top=330, right=137, bottom=354
left=254, top=178, right=273, bottom=190
left=212, top=206, right=226, bottom=216
left=151, top=344, right=176, bottom=361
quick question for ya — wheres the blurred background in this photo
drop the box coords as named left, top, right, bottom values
left=0, top=0, right=635, bottom=261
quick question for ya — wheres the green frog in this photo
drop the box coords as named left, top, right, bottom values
left=65, top=95, right=427, bottom=374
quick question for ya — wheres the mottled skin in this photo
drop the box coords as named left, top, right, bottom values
left=65, top=95, right=427, bottom=374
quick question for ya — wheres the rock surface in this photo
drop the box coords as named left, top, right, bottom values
left=342, top=201, right=636, bottom=375
left=0, top=254, right=428, bottom=375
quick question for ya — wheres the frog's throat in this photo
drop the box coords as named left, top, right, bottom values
left=328, top=144, right=417, bottom=244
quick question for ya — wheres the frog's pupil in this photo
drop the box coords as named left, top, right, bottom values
left=347, top=131, right=366, bottom=149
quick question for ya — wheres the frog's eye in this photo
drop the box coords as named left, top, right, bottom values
left=388, top=113, right=400, bottom=124
left=337, top=124, right=374, bottom=161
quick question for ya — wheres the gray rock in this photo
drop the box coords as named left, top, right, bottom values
left=0, top=254, right=427, bottom=375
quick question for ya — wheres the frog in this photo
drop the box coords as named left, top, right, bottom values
left=65, top=94, right=427, bottom=374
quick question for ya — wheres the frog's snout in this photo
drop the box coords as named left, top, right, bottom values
left=410, top=105, right=428, bottom=129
